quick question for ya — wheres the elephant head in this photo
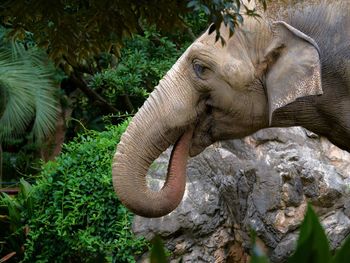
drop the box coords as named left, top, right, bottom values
left=112, top=17, right=323, bottom=218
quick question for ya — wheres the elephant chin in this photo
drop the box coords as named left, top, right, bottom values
left=189, top=144, right=207, bottom=157
left=189, top=134, right=213, bottom=157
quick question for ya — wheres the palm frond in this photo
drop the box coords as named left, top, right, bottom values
left=0, top=42, right=59, bottom=143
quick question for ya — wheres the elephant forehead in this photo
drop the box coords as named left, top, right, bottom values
left=195, top=33, right=256, bottom=61
left=189, top=42, right=222, bottom=56
left=189, top=41, right=246, bottom=67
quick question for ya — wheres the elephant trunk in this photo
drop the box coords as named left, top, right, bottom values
left=112, top=65, right=197, bottom=217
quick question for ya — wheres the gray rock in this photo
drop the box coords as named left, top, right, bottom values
left=133, top=127, right=350, bottom=262
left=323, top=211, right=350, bottom=250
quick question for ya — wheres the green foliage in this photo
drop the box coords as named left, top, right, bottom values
left=0, top=32, right=60, bottom=187
left=2, top=138, right=44, bottom=183
left=0, top=179, right=33, bottom=261
left=22, top=120, right=148, bottom=262
left=150, top=236, right=169, bottom=263
left=187, top=0, right=267, bottom=44
left=1, top=0, right=190, bottom=72
left=3, top=0, right=270, bottom=74
left=90, top=27, right=183, bottom=100
left=250, top=204, right=350, bottom=263
left=79, top=26, right=187, bottom=130
left=183, top=11, right=208, bottom=37
left=287, top=205, right=331, bottom=263
left=0, top=38, right=59, bottom=143
left=331, top=235, right=350, bottom=263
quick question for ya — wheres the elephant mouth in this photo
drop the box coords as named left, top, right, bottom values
left=188, top=124, right=214, bottom=157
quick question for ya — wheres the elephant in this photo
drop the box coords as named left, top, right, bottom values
left=112, top=2, right=350, bottom=218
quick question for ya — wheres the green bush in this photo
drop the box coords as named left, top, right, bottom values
left=72, top=26, right=188, bottom=132
left=90, top=26, right=186, bottom=94
left=1, top=138, right=43, bottom=182
left=22, top=120, right=148, bottom=263
left=0, top=179, right=33, bottom=262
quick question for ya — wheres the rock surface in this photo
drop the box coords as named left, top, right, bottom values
left=133, top=127, right=350, bottom=262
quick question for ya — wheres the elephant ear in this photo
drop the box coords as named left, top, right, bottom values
left=264, top=21, right=323, bottom=124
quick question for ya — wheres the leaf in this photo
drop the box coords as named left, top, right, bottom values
left=0, top=193, right=21, bottom=227
left=331, top=236, right=350, bottom=263
left=237, top=0, right=241, bottom=9
left=220, top=35, right=226, bottom=47
left=208, top=24, right=216, bottom=35
left=19, top=178, right=33, bottom=216
left=215, top=31, right=220, bottom=42
left=223, top=14, right=229, bottom=26
left=20, top=120, right=149, bottom=261
left=0, top=42, right=59, bottom=143
left=202, top=5, right=211, bottom=15
left=150, top=235, right=168, bottom=263
left=228, top=20, right=236, bottom=38
left=250, top=254, right=270, bottom=263
left=260, top=0, right=267, bottom=11
left=287, top=204, right=331, bottom=263
left=236, top=13, right=244, bottom=24
left=187, top=0, right=198, bottom=9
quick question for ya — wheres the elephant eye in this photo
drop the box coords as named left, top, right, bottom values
left=193, top=62, right=208, bottom=79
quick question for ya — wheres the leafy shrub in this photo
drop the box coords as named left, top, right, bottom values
left=0, top=179, right=33, bottom=262
left=72, top=26, right=188, bottom=132
left=89, top=27, right=185, bottom=111
left=1, top=138, right=43, bottom=182
left=22, top=120, right=148, bottom=263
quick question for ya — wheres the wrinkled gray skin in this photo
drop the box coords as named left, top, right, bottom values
left=113, top=2, right=350, bottom=218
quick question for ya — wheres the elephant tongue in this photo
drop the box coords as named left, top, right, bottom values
left=162, top=127, right=193, bottom=205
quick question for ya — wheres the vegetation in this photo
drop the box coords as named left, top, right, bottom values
left=1, top=0, right=267, bottom=119
left=0, top=41, right=59, bottom=143
left=0, top=179, right=33, bottom=262
left=0, top=1, right=207, bottom=184
left=0, top=32, right=60, bottom=185
left=79, top=26, right=189, bottom=131
left=18, top=120, right=148, bottom=262
left=0, top=120, right=149, bottom=262
left=1, top=0, right=266, bottom=69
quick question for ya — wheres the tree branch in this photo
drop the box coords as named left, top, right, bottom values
left=70, top=73, right=118, bottom=114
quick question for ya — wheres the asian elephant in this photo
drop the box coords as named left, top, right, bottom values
left=112, top=2, right=350, bottom=218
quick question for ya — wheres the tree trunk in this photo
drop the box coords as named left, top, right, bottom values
left=40, top=98, right=75, bottom=161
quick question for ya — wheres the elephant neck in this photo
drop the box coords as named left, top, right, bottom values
left=271, top=94, right=350, bottom=152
